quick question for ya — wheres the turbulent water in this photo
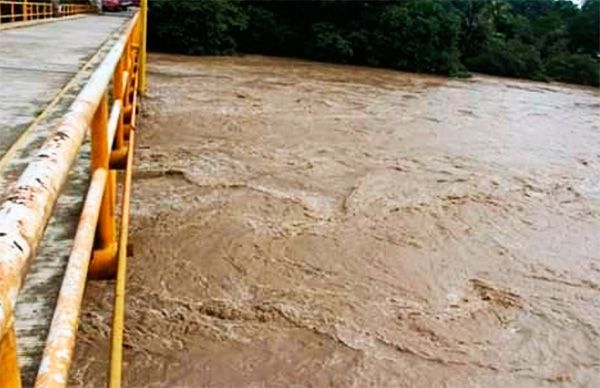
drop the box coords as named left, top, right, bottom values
left=72, top=54, right=600, bottom=387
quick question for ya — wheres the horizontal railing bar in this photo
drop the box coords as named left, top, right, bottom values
left=34, top=168, right=108, bottom=388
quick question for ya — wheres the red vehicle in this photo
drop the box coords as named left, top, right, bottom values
left=102, top=0, right=132, bottom=12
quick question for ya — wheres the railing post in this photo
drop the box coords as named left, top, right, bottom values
left=51, top=0, right=59, bottom=18
left=0, top=324, right=22, bottom=388
left=89, top=93, right=118, bottom=279
left=109, top=54, right=129, bottom=168
left=23, top=0, right=28, bottom=21
left=138, top=0, right=148, bottom=95
left=123, top=31, right=134, bottom=139
left=113, top=57, right=125, bottom=149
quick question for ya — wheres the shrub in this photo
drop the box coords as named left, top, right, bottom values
left=546, top=53, right=600, bottom=86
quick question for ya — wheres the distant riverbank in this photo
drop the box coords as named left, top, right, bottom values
left=72, top=54, right=600, bottom=387
left=147, top=0, right=599, bottom=87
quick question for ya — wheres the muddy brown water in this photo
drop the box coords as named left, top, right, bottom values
left=71, top=54, right=600, bottom=387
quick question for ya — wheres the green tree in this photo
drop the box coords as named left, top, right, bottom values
left=146, top=0, right=599, bottom=86
left=148, top=0, right=247, bottom=55
left=569, top=0, right=600, bottom=54
left=307, top=22, right=353, bottom=63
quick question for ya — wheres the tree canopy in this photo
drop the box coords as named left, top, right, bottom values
left=148, top=0, right=599, bottom=86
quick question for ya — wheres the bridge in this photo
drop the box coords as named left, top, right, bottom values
left=0, top=2, right=147, bottom=386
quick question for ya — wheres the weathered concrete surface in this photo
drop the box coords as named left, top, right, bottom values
left=0, top=15, right=126, bottom=155
left=0, top=15, right=131, bottom=385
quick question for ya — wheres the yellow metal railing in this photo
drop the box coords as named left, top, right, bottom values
left=0, top=0, right=148, bottom=386
left=0, top=0, right=95, bottom=25
left=60, top=2, right=95, bottom=17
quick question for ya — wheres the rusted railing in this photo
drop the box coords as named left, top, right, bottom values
left=0, top=1, right=95, bottom=25
left=0, top=0, right=147, bottom=386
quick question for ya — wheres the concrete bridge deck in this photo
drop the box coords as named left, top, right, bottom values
left=0, top=14, right=133, bottom=385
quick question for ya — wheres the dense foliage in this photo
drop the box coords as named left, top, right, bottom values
left=148, top=0, right=599, bottom=86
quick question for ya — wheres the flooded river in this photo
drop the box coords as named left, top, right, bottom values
left=73, top=54, right=600, bottom=387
